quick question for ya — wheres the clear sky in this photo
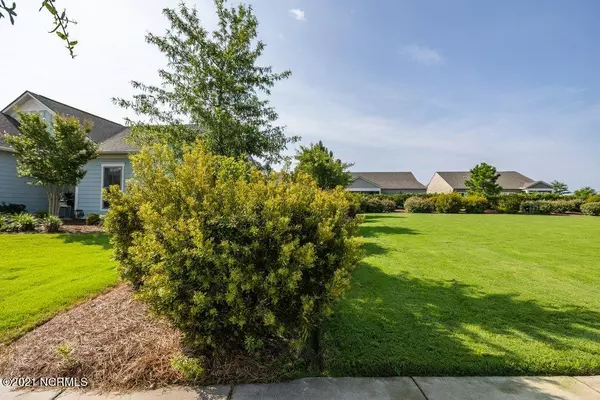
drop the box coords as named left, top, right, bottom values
left=1, top=0, right=599, bottom=190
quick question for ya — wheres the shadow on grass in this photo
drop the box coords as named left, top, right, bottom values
left=360, top=216, right=419, bottom=240
left=324, top=263, right=600, bottom=377
left=54, top=233, right=112, bottom=250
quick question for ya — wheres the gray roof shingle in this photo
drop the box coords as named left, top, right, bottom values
left=437, top=171, right=537, bottom=190
left=351, top=172, right=425, bottom=190
left=98, top=128, right=138, bottom=153
left=0, top=113, right=20, bottom=150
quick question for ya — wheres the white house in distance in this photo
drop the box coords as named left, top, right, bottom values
left=348, top=172, right=427, bottom=194
left=426, top=171, right=553, bottom=195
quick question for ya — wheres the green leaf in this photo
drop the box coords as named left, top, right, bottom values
left=56, top=31, right=67, bottom=40
left=44, top=2, right=57, bottom=15
left=69, top=40, right=78, bottom=47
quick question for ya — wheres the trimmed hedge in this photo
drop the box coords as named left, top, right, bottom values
left=493, top=195, right=523, bottom=214
left=581, top=202, right=600, bottom=216
left=104, top=142, right=364, bottom=361
left=404, top=197, right=436, bottom=213
left=435, top=193, right=463, bottom=213
left=463, top=195, right=488, bottom=214
left=358, top=196, right=396, bottom=213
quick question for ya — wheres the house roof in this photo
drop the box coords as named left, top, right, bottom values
left=351, top=172, right=426, bottom=190
left=1, top=91, right=134, bottom=154
left=436, top=171, right=541, bottom=190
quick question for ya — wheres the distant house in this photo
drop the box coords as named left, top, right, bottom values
left=0, top=91, right=136, bottom=216
left=348, top=172, right=426, bottom=194
left=427, top=171, right=553, bottom=195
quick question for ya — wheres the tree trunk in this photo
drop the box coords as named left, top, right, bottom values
left=46, top=185, right=62, bottom=217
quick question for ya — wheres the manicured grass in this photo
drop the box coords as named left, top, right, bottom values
left=323, top=213, right=600, bottom=376
left=0, top=233, right=116, bottom=343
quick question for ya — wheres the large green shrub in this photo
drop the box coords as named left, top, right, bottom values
left=358, top=196, right=396, bottom=213
left=404, top=196, right=435, bottom=213
left=104, top=142, right=363, bottom=360
left=463, top=195, right=488, bottom=214
left=435, top=193, right=463, bottom=213
left=550, top=199, right=584, bottom=213
left=581, top=202, right=600, bottom=216
left=494, top=195, right=523, bottom=214
left=520, top=200, right=554, bottom=215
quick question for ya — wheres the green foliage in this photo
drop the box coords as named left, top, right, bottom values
left=463, top=195, right=488, bottom=214
left=114, top=0, right=297, bottom=164
left=0, top=202, right=26, bottom=214
left=4, top=113, right=98, bottom=216
left=358, top=196, right=396, bottom=213
left=581, top=202, right=600, bottom=216
left=42, top=215, right=63, bottom=233
left=85, top=213, right=101, bottom=226
left=550, top=199, right=584, bottom=213
left=404, top=197, right=435, bottom=213
left=435, top=193, right=464, bottom=213
left=4, top=212, right=37, bottom=232
left=294, top=141, right=353, bottom=189
left=104, top=142, right=363, bottom=359
left=586, top=194, right=600, bottom=203
left=494, top=195, right=523, bottom=214
left=573, top=186, right=597, bottom=200
left=550, top=180, right=569, bottom=195
left=520, top=200, right=554, bottom=215
left=33, top=211, right=49, bottom=219
left=0, top=1, right=78, bottom=58
left=171, top=355, right=206, bottom=382
left=344, top=192, right=361, bottom=218
left=464, top=162, right=501, bottom=197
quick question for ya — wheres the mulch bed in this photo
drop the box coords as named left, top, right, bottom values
left=0, top=285, right=184, bottom=391
left=60, top=221, right=104, bottom=233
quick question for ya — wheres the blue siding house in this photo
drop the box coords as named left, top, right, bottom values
left=0, top=91, right=137, bottom=216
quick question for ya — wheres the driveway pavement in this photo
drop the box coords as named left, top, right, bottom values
left=1, top=376, right=599, bottom=399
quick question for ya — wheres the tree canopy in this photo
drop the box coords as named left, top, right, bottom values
left=464, top=162, right=502, bottom=197
left=550, top=180, right=569, bottom=195
left=114, top=0, right=297, bottom=165
left=4, top=113, right=98, bottom=216
left=0, top=0, right=77, bottom=58
left=294, top=141, right=353, bottom=189
left=573, top=186, right=597, bottom=200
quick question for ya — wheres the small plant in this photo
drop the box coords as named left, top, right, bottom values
left=0, top=202, right=26, bottom=214
left=171, top=355, right=205, bottom=382
left=581, top=202, right=600, bottom=216
left=9, top=212, right=37, bottom=232
left=42, top=215, right=63, bottom=233
left=404, top=196, right=436, bottom=213
left=86, top=213, right=101, bottom=226
left=435, top=193, right=464, bottom=213
left=463, top=195, right=488, bottom=214
left=56, top=342, right=78, bottom=369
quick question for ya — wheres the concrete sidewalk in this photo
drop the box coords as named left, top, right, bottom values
left=2, top=376, right=599, bottom=399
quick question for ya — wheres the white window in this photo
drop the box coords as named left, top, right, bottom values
left=100, top=163, right=125, bottom=210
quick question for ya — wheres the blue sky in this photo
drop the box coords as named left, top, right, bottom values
left=1, top=0, right=599, bottom=189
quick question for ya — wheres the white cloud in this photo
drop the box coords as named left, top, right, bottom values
left=289, top=8, right=306, bottom=21
left=400, top=44, right=446, bottom=66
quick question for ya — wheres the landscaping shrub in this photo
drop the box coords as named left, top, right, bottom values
left=86, top=213, right=101, bottom=226
left=520, top=200, right=553, bottom=215
left=33, top=211, right=49, bottom=219
left=550, top=199, right=584, bottom=213
left=463, top=195, right=488, bottom=214
left=358, top=196, right=396, bottom=213
left=42, top=215, right=63, bottom=233
left=586, top=194, right=600, bottom=203
left=581, top=202, right=600, bottom=216
left=104, top=142, right=363, bottom=362
left=0, top=202, right=26, bottom=214
left=8, top=212, right=37, bottom=232
left=345, top=192, right=361, bottom=218
left=435, top=193, right=463, bottom=213
left=494, top=195, right=523, bottom=214
left=404, top=196, right=435, bottom=213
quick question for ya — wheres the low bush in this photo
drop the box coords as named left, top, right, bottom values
left=520, top=200, right=553, bottom=215
left=42, top=215, right=63, bottom=233
left=0, top=202, right=26, bottom=214
left=86, top=213, right=101, bottom=226
left=6, top=212, right=38, bottom=232
left=33, top=211, right=49, bottom=219
left=494, top=195, right=523, bottom=214
left=550, top=199, right=584, bottom=213
left=463, top=195, right=488, bottom=214
left=104, top=142, right=363, bottom=364
left=586, top=194, right=600, bottom=203
left=581, top=202, right=600, bottom=216
left=404, top=196, right=435, bottom=213
left=359, top=196, right=396, bottom=213
left=435, top=193, right=463, bottom=213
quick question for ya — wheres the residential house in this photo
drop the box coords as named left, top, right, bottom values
left=0, top=91, right=136, bottom=216
left=427, top=171, right=553, bottom=195
left=348, top=172, right=426, bottom=194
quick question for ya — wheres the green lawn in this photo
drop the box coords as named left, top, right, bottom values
left=323, top=213, right=600, bottom=376
left=0, top=233, right=116, bottom=343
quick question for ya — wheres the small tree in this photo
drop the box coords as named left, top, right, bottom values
left=573, top=186, right=597, bottom=200
left=114, top=0, right=298, bottom=164
left=551, top=180, right=569, bottom=195
left=294, top=141, right=353, bottom=189
left=465, top=162, right=501, bottom=197
left=4, top=113, right=98, bottom=216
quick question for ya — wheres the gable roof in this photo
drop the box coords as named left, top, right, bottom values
left=1, top=91, right=132, bottom=154
left=436, top=171, right=539, bottom=190
left=351, top=172, right=425, bottom=190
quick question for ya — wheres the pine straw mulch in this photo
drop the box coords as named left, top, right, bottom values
left=0, top=284, right=298, bottom=392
